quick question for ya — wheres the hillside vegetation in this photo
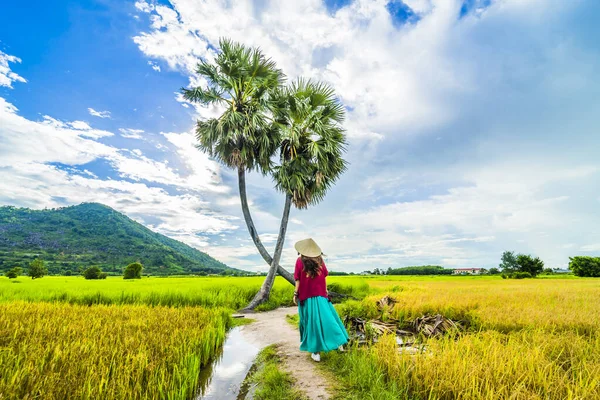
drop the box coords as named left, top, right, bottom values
left=0, top=203, right=241, bottom=276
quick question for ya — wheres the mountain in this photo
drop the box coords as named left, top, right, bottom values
left=0, top=203, right=244, bottom=276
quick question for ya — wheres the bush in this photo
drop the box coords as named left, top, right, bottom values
left=5, top=266, right=22, bottom=279
left=542, top=268, right=554, bottom=275
left=84, top=266, right=107, bottom=280
left=511, top=272, right=533, bottom=279
left=28, top=259, right=48, bottom=279
left=569, top=256, right=600, bottom=277
left=124, top=262, right=143, bottom=280
left=501, top=273, right=507, bottom=279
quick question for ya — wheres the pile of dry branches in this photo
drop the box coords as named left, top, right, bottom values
left=343, top=296, right=465, bottom=351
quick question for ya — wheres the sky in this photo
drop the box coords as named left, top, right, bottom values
left=1, top=0, right=599, bottom=272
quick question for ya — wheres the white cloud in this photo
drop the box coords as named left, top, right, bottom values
left=0, top=50, right=26, bottom=88
left=87, top=108, right=111, bottom=119
left=119, top=128, right=145, bottom=139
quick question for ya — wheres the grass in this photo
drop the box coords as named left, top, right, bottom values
left=247, top=345, right=307, bottom=400
left=0, top=275, right=367, bottom=311
left=0, top=301, right=231, bottom=399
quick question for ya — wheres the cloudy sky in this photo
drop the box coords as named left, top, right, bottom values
left=1, top=0, right=599, bottom=272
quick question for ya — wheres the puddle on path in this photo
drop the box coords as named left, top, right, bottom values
left=196, top=327, right=260, bottom=400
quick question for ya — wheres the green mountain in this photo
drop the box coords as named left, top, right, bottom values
left=0, top=203, right=243, bottom=276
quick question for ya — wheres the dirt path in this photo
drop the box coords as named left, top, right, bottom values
left=239, top=307, right=332, bottom=400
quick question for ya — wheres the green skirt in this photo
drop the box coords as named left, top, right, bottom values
left=298, top=296, right=349, bottom=353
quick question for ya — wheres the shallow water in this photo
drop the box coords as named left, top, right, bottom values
left=195, top=326, right=260, bottom=400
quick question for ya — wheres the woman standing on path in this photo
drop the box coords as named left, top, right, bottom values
left=293, top=238, right=349, bottom=362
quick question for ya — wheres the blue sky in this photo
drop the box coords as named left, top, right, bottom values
left=1, top=0, right=599, bottom=272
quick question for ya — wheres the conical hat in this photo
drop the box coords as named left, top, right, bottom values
left=294, top=238, right=322, bottom=257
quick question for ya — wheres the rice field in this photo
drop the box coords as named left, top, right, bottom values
left=0, top=301, right=230, bottom=400
left=329, top=276, right=600, bottom=399
left=1, top=274, right=598, bottom=399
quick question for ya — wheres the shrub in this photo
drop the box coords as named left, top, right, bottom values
left=28, top=259, right=48, bottom=279
left=84, top=266, right=107, bottom=280
left=542, top=268, right=554, bottom=275
left=488, top=267, right=500, bottom=275
left=569, top=256, right=600, bottom=277
left=124, top=262, right=143, bottom=280
left=511, top=272, right=533, bottom=279
left=5, top=266, right=22, bottom=279
left=501, top=273, right=507, bottom=279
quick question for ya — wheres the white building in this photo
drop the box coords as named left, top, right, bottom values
left=452, top=268, right=484, bottom=275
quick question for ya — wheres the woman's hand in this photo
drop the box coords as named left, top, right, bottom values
left=293, top=295, right=297, bottom=305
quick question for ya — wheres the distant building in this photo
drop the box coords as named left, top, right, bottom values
left=452, top=268, right=484, bottom=275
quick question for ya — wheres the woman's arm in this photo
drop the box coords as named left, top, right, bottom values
left=293, top=280, right=300, bottom=305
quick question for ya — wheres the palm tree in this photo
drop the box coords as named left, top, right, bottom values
left=242, top=79, right=348, bottom=310
left=182, top=39, right=296, bottom=284
left=183, top=40, right=348, bottom=310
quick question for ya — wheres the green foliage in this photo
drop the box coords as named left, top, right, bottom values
left=500, top=251, right=544, bottom=277
left=488, top=267, right=500, bottom=275
left=5, top=266, right=22, bottom=279
left=499, top=251, right=519, bottom=272
left=123, top=262, right=143, bottom=280
left=28, top=258, right=47, bottom=279
left=569, top=256, right=600, bottom=277
left=511, top=271, right=533, bottom=279
left=387, top=265, right=452, bottom=275
left=516, top=254, right=544, bottom=277
left=0, top=203, right=240, bottom=276
left=271, top=79, right=348, bottom=209
left=84, top=266, right=107, bottom=280
left=182, top=38, right=284, bottom=174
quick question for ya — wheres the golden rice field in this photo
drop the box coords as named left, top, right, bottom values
left=331, top=276, right=600, bottom=400
left=1, top=275, right=599, bottom=399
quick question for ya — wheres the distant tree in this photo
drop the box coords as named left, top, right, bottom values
left=515, top=254, right=544, bottom=277
left=499, top=251, right=519, bottom=273
left=488, top=267, right=500, bottom=275
left=569, top=256, right=600, bottom=277
left=5, top=266, right=22, bottom=279
left=84, top=266, right=107, bottom=280
left=123, top=262, right=143, bottom=279
left=373, top=268, right=381, bottom=275
left=28, top=259, right=48, bottom=279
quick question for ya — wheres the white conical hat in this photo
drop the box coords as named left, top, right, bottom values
left=294, top=238, right=322, bottom=257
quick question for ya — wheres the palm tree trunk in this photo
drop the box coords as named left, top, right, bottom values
left=241, top=193, right=292, bottom=311
left=237, top=167, right=295, bottom=285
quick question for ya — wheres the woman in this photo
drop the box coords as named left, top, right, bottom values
left=293, top=238, right=349, bottom=362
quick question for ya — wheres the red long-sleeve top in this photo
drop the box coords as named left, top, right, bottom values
left=294, top=257, right=328, bottom=302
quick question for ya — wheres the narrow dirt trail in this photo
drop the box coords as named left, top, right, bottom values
left=239, top=307, right=332, bottom=400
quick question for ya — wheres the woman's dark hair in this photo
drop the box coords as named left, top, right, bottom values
left=301, top=255, right=324, bottom=278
